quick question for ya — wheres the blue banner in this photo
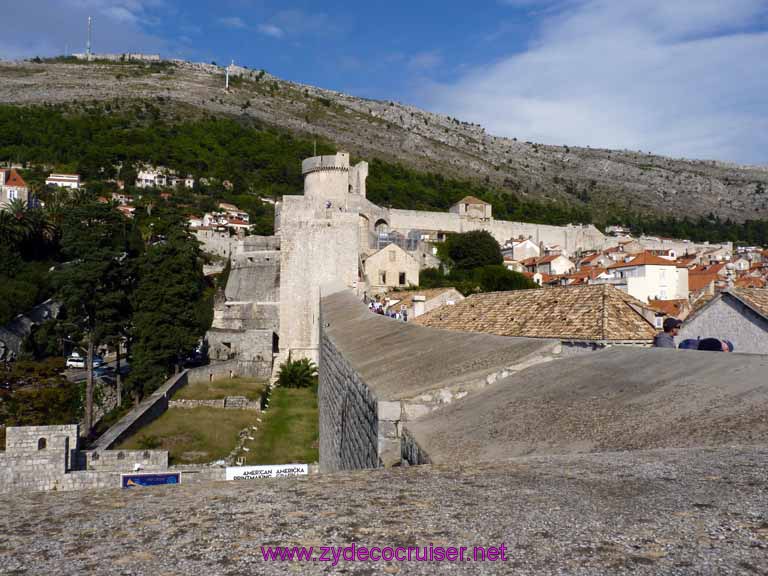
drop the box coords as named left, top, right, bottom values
left=121, top=472, right=181, bottom=489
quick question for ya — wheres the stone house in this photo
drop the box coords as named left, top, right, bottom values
left=522, top=254, right=575, bottom=276
left=679, top=288, right=768, bottom=354
left=503, top=238, right=540, bottom=261
left=45, top=173, right=81, bottom=190
left=0, top=168, right=29, bottom=207
left=449, top=196, right=492, bottom=220
left=363, top=243, right=420, bottom=294
left=598, top=252, right=689, bottom=303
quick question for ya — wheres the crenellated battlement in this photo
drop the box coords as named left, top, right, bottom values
left=301, top=153, right=351, bottom=175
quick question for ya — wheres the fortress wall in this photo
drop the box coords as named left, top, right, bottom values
left=386, top=208, right=607, bottom=253
left=318, top=290, right=561, bottom=472
left=206, top=330, right=274, bottom=378
left=225, top=250, right=280, bottom=303
left=279, top=207, right=360, bottom=359
left=91, top=372, right=189, bottom=450
left=319, top=321, right=380, bottom=472
left=387, top=209, right=462, bottom=233
left=194, top=229, right=236, bottom=259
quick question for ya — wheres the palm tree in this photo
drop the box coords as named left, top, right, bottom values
left=0, top=199, right=34, bottom=245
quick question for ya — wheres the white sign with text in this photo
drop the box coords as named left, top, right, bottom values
left=226, top=464, right=308, bottom=481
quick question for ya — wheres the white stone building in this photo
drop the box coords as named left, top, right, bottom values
left=363, top=244, right=420, bottom=294
left=0, top=169, right=29, bottom=207
left=45, top=173, right=81, bottom=189
left=597, top=253, right=689, bottom=303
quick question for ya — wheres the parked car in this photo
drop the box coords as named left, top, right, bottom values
left=65, top=354, right=85, bottom=369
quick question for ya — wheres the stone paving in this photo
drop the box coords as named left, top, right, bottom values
left=1, top=446, right=766, bottom=575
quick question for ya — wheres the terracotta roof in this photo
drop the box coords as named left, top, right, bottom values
left=456, top=195, right=490, bottom=206
left=647, top=299, right=688, bottom=318
left=735, top=277, right=766, bottom=288
left=690, top=263, right=727, bottom=275
left=729, top=288, right=768, bottom=319
left=608, top=252, right=678, bottom=269
left=414, top=284, right=656, bottom=342
left=1, top=169, right=27, bottom=188
left=688, top=274, right=716, bottom=293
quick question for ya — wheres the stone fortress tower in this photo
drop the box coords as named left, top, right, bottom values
left=277, top=153, right=372, bottom=361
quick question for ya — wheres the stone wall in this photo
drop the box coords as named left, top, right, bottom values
left=169, top=397, right=261, bottom=411
left=194, top=228, right=237, bottom=259
left=91, top=371, right=189, bottom=450
left=318, top=289, right=561, bottom=472
left=319, top=322, right=380, bottom=472
left=205, top=329, right=275, bottom=378
left=679, top=295, right=768, bottom=354
left=0, top=425, right=169, bottom=494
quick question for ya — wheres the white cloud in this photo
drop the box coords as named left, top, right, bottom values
left=425, top=0, right=768, bottom=164
left=257, top=24, right=284, bottom=38
left=219, top=16, right=248, bottom=30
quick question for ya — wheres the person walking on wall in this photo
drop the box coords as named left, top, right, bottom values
left=654, top=317, right=682, bottom=348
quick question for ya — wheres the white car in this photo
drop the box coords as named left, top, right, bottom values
left=65, top=355, right=85, bottom=369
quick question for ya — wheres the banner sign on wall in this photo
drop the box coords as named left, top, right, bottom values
left=122, top=472, right=181, bottom=489
left=226, top=464, right=308, bottom=481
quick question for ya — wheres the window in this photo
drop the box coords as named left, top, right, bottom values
left=37, top=438, right=47, bottom=450
left=8, top=189, right=17, bottom=201
left=379, top=271, right=387, bottom=285
left=399, top=272, right=406, bottom=285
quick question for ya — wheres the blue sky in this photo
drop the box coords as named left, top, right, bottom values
left=2, top=0, right=768, bottom=165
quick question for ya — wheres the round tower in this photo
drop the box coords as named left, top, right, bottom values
left=302, top=152, right=351, bottom=206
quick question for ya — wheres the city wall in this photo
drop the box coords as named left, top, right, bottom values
left=91, top=371, right=189, bottom=450
left=318, top=289, right=561, bottom=472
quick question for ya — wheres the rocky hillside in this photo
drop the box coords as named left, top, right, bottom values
left=2, top=58, right=767, bottom=220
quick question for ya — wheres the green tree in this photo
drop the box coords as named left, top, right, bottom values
left=441, top=230, right=503, bottom=271
left=475, top=265, right=538, bottom=292
left=56, top=201, right=130, bottom=432
left=129, top=228, right=205, bottom=398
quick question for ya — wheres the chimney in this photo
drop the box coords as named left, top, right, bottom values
left=412, top=295, right=426, bottom=318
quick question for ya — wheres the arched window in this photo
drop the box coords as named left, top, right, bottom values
left=37, top=438, right=47, bottom=450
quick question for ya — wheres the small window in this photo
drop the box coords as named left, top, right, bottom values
left=379, top=271, right=387, bottom=285
left=399, top=272, right=406, bottom=286
left=117, top=452, right=125, bottom=460
left=37, top=438, right=47, bottom=450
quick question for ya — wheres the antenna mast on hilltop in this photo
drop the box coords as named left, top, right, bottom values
left=86, top=16, right=93, bottom=60
left=225, top=59, right=234, bottom=91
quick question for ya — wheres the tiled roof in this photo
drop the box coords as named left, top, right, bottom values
left=688, top=274, right=716, bottom=293
left=647, top=299, right=688, bottom=317
left=735, top=277, right=766, bottom=288
left=729, top=288, right=768, bottom=319
left=608, top=252, right=678, bottom=269
left=2, top=169, right=27, bottom=188
left=415, top=284, right=656, bottom=342
left=456, top=195, right=490, bottom=206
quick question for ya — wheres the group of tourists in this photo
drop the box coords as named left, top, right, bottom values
left=365, top=296, right=408, bottom=322
left=653, top=317, right=734, bottom=352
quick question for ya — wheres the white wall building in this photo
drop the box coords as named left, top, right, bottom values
left=599, top=253, right=689, bottom=303
left=45, top=173, right=81, bottom=190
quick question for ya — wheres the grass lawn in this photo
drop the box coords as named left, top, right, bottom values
left=174, top=377, right=266, bottom=402
left=243, top=387, right=318, bottom=465
left=117, top=407, right=259, bottom=465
